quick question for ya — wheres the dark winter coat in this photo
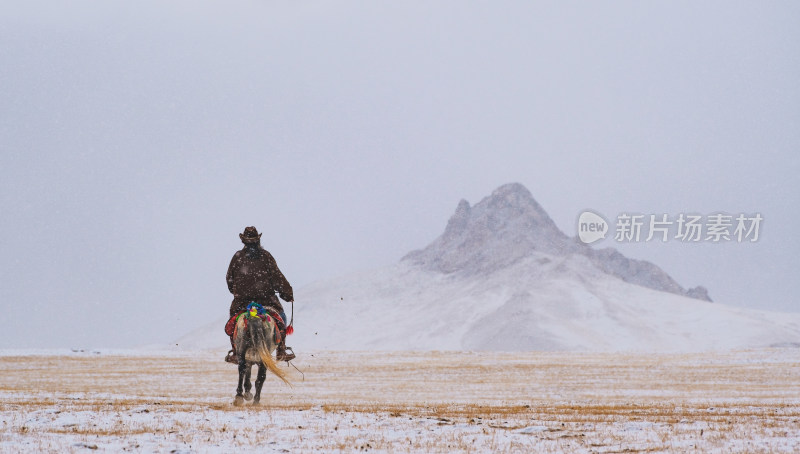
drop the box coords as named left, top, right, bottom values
left=226, top=243, right=293, bottom=317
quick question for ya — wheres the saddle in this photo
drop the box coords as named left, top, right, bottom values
left=225, top=302, right=294, bottom=363
left=225, top=305, right=285, bottom=345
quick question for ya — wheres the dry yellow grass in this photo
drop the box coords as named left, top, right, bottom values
left=1, top=349, right=798, bottom=452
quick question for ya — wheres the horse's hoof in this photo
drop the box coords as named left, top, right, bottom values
left=233, top=395, right=244, bottom=406
left=244, top=391, right=253, bottom=401
left=250, top=401, right=260, bottom=407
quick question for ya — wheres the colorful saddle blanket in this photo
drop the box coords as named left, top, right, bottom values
left=224, top=303, right=285, bottom=344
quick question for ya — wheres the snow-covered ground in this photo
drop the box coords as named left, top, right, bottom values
left=1, top=348, right=799, bottom=452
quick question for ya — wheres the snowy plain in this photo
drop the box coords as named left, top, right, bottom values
left=1, top=348, right=799, bottom=453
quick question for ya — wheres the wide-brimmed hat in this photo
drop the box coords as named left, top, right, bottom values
left=239, top=226, right=262, bottom=244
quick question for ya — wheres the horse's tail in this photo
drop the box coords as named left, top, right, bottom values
left=248, top=317, right=291, bottom=387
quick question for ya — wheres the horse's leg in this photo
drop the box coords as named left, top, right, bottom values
left=252, top=363, right=267, bottom=405
left=233, top=355, right=247, bottom=406
left=243, top=366, right=253, bottom=401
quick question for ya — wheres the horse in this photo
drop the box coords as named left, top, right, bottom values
left=232, top=312, right=290, bottom=406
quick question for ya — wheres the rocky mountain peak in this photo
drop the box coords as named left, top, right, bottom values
left=443, top=199, right=471, bottom=240
left=404, top=182, right=574, bottom=274
left=484, top=183, right=560, bottom=230
left=403, top=182, right=712, bottom=301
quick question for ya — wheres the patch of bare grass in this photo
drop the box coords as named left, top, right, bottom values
left=1, top=349, right=799, bottom=452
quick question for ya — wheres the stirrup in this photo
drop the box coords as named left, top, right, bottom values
left=277, top=346, right=295, bottom=362
left=224, top=349, right=238, bottom=364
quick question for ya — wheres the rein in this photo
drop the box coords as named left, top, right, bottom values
left=286, top=298, right=303, bottom=379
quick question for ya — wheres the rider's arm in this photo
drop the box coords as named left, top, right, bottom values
left=226, top=254, right=237, bottom=294
left=266, top=252, right=293, bottom=302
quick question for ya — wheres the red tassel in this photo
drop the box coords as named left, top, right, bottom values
left=286, top=325, right=294, bottom=335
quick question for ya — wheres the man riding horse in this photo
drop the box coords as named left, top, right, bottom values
left=225, top=226, right=295, bottom=362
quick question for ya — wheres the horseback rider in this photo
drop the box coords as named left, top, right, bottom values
left=225, top=226, right=295, bottom=362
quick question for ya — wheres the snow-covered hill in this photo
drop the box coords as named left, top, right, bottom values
left=178, top=183, right=800, bottom=351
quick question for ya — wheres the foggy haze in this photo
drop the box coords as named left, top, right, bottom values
left=1, top=1, right=798, bottom=348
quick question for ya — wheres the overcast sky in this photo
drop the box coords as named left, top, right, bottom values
left=1, top=1, right=798, bottom=349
